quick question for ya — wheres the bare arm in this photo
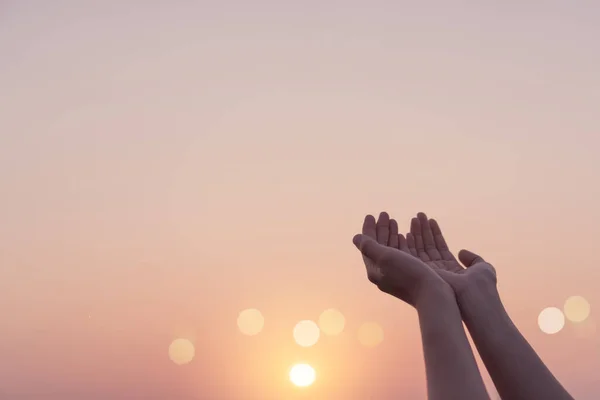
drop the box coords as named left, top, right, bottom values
left=416, top=281, right=490, bottom=400
left=458, top=279, right=573, bottom=400
left=354, top=212, right=489, bottom=400
left=394, top=212, right=574, bottom=400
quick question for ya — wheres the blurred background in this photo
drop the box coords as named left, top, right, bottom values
left=1, top=1, right=599, bottom=399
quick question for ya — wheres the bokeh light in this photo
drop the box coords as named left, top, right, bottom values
left=318, top=308, right=346, bottom=336
left=289, top=364, right=316, bottom=387
left=358, top=322, right=384, bottom=347
left=564, top=295, right=591, bottom=323
left=538, top=307, right=565, bottom=334
left=293, top=320, right=320, bottom=347
left=168, top=338, right=195, bottom=365
left=237, top=308, right=265, bottom=336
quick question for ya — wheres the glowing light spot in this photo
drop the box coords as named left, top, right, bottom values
left=318, top=308, right=346, bottom=336
left=237, top=308, right=265, bottom=336
left=168, top=338, right=195, bottom=365
left=538, top=307, right=565, bottom=334
left=564, top=296, right=591, bottom=323
left=289, top=364, right=316, bottom=387
left=293, top=320, right=320, bottom=347
left=358, top=322, right=384, bottom=347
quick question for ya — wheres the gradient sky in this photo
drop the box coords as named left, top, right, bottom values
left=1, top=1, right=599, bottom=399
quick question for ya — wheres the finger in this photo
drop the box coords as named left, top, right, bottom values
left=362, top=215, right=377, bottom=239
left=398, top=233, right=410, bottom=254
left=376, top=212, right=390, bottom=245
left=429, top=218, right=455, bottom=261
left=458, top=249, right=485, bottom=267
left=406, top=232, right=419, bottom=258
left=353, top=234, right=393, bottom=266
left=418, top=212, right=441, bottom=261
left=410, top=217, right=430, bottom=261
left=388, top=219, right=399, bottom=249
left=354, top=233, right=424, bottom=285
left=354, top=230, right=381, bottom=282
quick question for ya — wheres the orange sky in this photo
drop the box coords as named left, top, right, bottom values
left=1, top=1, right=599, bottom=399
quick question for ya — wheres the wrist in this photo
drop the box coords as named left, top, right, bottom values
left=456, top=276, right=499, bottom=307
left=414, top=278, right=465, bottom=343
left=415, top=277, right=455, bottom=309
left=456, top=279, right=513, bottom=334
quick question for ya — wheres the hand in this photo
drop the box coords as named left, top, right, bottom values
left=403, top=212, right=497, bottom=295
left=354, top=212, right=450, bottom=306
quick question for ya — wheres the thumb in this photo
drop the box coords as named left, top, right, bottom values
left=353, top=234, right=387, bottom=262
left=458, top=249, right=485, bottom=268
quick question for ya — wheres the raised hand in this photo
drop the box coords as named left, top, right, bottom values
left=362, top=211, right=573, bottom=400
left=354, top=212, right=492, bottom=400
left=400, top=213, right=573, bottom=400
left=354, top=212, right=449, bottom=306
left=403, top=212, right=496, bottom=294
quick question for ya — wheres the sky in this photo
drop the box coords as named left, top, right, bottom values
left=1, top=1, right=599, bottom=399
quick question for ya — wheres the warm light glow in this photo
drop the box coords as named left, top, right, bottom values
left=289, top=363, right=316, bottom=387
left=237, top=308, right=264, bottom=336
left=564, top=296, right=591, bottom=323
left=358, top=321, right=384, bottom=347
left=168, top=338, right=195, bottom=365
left=318, top=308, right=346, bottom=336
left=293, top=320, right=320, bottom=347
left=538, top=307, right=565, bottom=334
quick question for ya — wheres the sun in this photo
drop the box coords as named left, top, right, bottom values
left=289, top=363, right=316, bottom=387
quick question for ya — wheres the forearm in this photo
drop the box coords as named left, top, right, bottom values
left=458, top=282, right=573, bottom=400
left=415, top=282, right=489, bottom=400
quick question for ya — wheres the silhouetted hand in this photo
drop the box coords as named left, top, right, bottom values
left=354, top=212, right=450, bottom=306
left=405, top=213, right=575, bottom=400
left=402, top=212, right=497, bottom=295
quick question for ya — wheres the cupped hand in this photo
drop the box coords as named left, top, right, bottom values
left=403, top=212, right=497, bottom=295
left=354, top=212, right=449, bottom=306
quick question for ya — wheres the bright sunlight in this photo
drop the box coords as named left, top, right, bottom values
left=289, top=363, right=316, bottom=387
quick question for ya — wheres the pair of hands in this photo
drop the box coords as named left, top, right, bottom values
left=353, top=212, right=496, bottom=306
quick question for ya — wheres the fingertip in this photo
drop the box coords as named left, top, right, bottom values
left=378, top=211, right=390, bottom=220
left=398, top=233, right=408, bottom=250
left=410, top=217, right=421, bottom=232
left=417, top=212, right=427, bottom=219
left=458, top=249, right=484, bottom=266
left=362, top=214, right=378, bottom=238
left=354, top=233, right=376, bottom=245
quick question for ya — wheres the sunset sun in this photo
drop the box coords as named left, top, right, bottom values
left=289, top=364, right=316, bottom=387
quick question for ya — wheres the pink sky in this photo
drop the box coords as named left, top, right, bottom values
left=1, top=1, right=599, bottom=399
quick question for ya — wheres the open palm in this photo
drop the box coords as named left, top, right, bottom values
left=375, top=212, right=497, bottom=294
left=358, top=213, right=449, bottom=306
left=406, top=213, right=465, bottom=273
